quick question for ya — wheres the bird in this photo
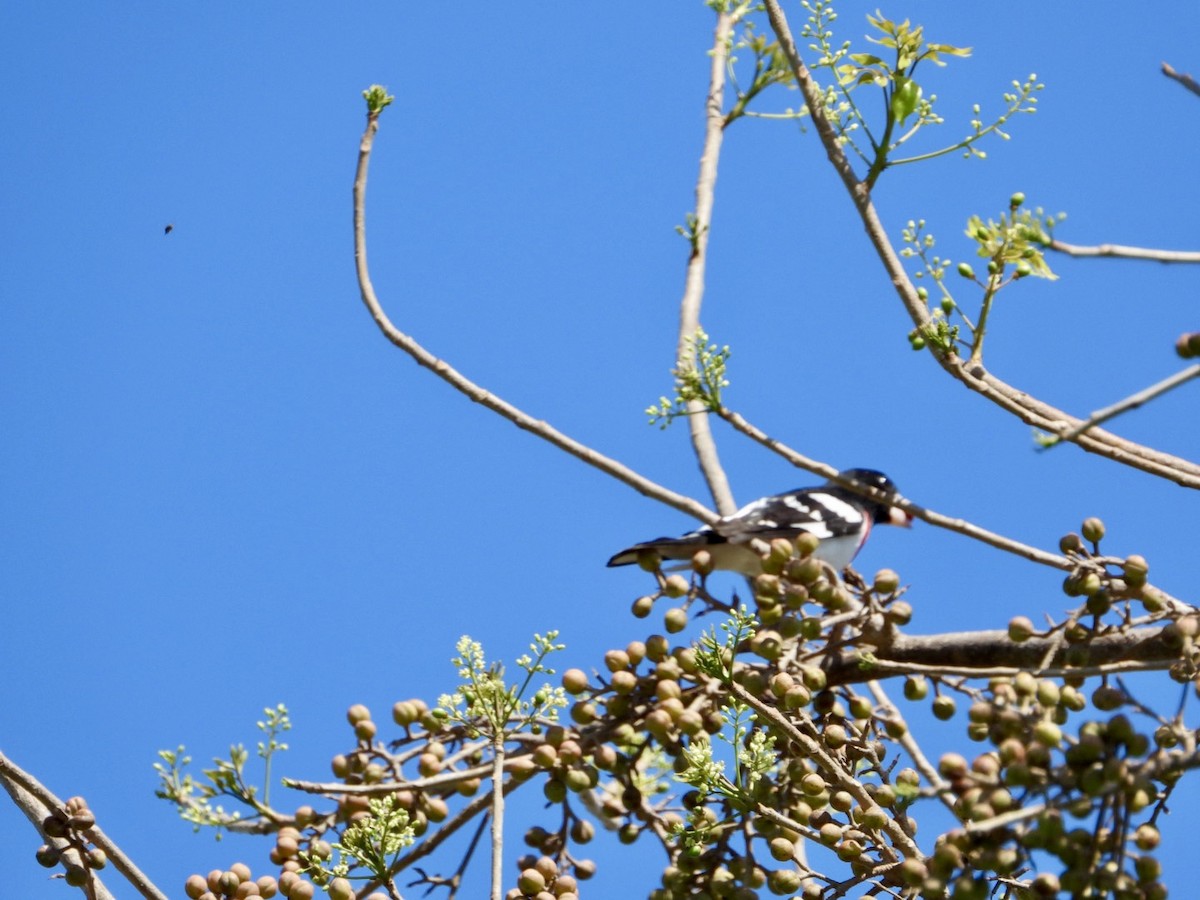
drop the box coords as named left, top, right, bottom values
left=606, top=469, right=911, bottom=576
left=164, top=224, right=174, bottom=235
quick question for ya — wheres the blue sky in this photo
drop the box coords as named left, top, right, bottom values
left=3, top=2, right=1199, bottom=896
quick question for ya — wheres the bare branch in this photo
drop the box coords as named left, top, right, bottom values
left=759, top=0, right=1200, bottom=488
left=1038, top=364, right=1200, bottom=448
left=352, top=106, right=718, bottom=527
left=1163, top=61, right=1200, bottom=99
left=821, top=626, right=1189, bottom=686
left=677, top=8, right=742, bottom=517
left=1050, top=238, right=1200, bottom=264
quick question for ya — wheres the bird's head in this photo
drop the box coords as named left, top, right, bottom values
left=838, top=468, right=913, bottom=528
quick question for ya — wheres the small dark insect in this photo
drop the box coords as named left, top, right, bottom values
left=164, top=224, right=174, bottom=235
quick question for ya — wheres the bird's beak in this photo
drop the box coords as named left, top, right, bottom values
left=887, top=507, right=914, bottom=528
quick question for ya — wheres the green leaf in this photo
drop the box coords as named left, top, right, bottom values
left=890, top=76, right=922, bottom=124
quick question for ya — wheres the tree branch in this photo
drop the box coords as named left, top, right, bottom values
left=1049, top=238, right=1200, bottom=264
left=0, top=752, right=165, bottom=900
left=1037, top=364, right=1200, bottom=448
left=821, top=626, right=1187, bottom=686
left=759, top=0, right=1200, bottom=488
left=352, top=105, right=718, bottom=527
left=1163, top=61, right=1200, bottom=99
left=677, top=7, right=742, bottom=517
left=727, top=680, right=922, bottom=861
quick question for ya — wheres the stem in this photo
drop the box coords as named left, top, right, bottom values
left=677, top=7, right=741, bottom=516
left=1050, top=238, right=1200, bottom=264
left=490, top=735, right=504, bottom=900
left=968, top=275, right=1001, bottom=365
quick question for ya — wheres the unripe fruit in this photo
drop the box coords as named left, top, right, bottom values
left=1176, top=332, right=1200, bottom=359
left=625, top=641, right=646, bottom=665
left=957, top=262, right=975, bottom=280
left=932, top=695, right=956, bottom=720
left=664, top=608, right=688, bottom=634
left=517, top=868, right=546, bottom=895
left=64, top=864, right=89, bottom=887
left=1033, top=721, right=1062, bottom=748
left=1010, top=192, right=1025, bottom=208
left=1123, top=555, right=1149, bottom=586
left=561, top=669, right=589, bottom=694
left=801, top=773, right=827, bottom=796
left=1007, top=616, right=1035, bottom=642
left=1081, top=517, right=1105, bottom=543
left=938, top=753, right=968, bottom=780
left=569, top=701, right=597, bottom=725
left=873, top=569, right=900, bottom=594
left=768, top=837, right=795, bottom=861
left=1059, top=532, right=1084, bottom=555
left=610, top=670, right=637, bottom=694
left=663, top=575, right=689, bottom=598
left=904, top=675, right=928, bottom=701
left=768, top=867, right=802, bottom=895
left=635, top=549, right=661, bottom=572
left=1135, top=823, right=1161, bottom=850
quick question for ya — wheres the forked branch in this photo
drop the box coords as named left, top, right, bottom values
left=352, top=99, right=717, bottom=527
left=759, top=0, right=1200, bottom=488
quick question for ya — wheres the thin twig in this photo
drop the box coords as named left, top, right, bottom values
left=726, top=680, right=922, bottom=860
left=1038, top=364, right=1200, bottom=448
left=285, top=748, right=535, bottom=796
left=759, top=0, right=1200, bottom=488
left=678, top=7, right=742, bottom=517
left=352, top=107, right=719, bottom=527
left=1049, top=239, right=1200, bottom=264
left=865, top=681, right=953, bottom=814
left=1163, top=61, right=1200, bottom=99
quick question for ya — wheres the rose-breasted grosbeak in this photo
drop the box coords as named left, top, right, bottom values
left=607, top=468, right=911, bottom=576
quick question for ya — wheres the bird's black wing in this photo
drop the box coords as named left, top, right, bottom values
left=711, top=488, right=867, bottom=542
